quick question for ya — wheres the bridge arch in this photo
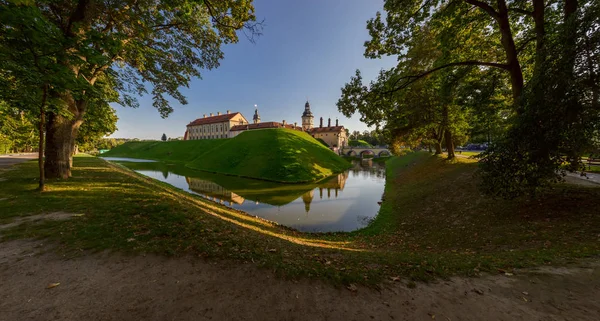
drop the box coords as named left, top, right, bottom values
left=378, top=150, right=391, bottom=157
left=359, top=150, right=374, bottom=158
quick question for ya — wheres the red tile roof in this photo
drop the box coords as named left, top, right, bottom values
left=187, top=112, right=242, bottom=126
left=309, top=126, right=345, bottom=133
left=230, top=122, right=303, bottom=132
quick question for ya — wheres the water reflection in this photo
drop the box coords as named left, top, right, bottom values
left=186, top=177, right=246, bottom=205
left=105, top=158, right=386, bottom=232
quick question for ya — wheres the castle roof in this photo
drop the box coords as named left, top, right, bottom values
left=187, top=112, right=242, bottom=126
left=302, top=100, right=313, bottom=118
left=230, top=122, right=303, bottom=132
left=309, top=126, right=345, bottom=133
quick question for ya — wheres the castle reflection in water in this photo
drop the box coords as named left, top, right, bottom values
left=184, top=159, right=385, bottom=213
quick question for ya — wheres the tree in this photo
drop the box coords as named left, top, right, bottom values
left=76, top=101, right=118, bottom=152
left=1, top=0, right=260, bottom=179
left=338, top=26, right=474, bottom=159
left=161, top=133, right=167, bottom=142
left=340, top=0, right=599, bottom=193
left=479, top=0, right=600, bottom=197
left=0, top=4, right=76, bottom=190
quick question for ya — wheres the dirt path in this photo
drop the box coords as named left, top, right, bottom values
left=1, top=241, right=599, bottom=321
left=0, top=153, right=37, bottom=169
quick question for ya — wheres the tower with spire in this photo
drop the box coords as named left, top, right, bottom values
left=301, top=101, right=314, bottom=131
left=253, top=106, right=261, bottom=124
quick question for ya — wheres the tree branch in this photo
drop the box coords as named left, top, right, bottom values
left=204, top=0, right=245, bottom=30
left=508, top=7, right=534, bottom=16
left=464, top=0, right=500, bottom=20
left=516, top=36, right=536, bottom=54
left=380, top=60, right=510, bottom=95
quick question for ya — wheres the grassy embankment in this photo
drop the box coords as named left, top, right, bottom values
left=2, top=153, right=600, bottom=285
left=103, top=129, right=350, bottom=183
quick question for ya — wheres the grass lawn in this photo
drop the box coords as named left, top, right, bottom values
left=586, top=164, right=600, bottom=173
left=105, top=129, right=350, bottom=183
left=1, top=153, right=600, bottom=285
left=456, top=151, right=482, bottom=157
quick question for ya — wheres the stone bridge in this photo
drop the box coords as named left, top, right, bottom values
left=341, top=146, right=392, bottom=158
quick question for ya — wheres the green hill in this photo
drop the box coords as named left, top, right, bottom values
left=103, top=129, right=350, bottom=183
left=103, top=139, right=226, bottom=164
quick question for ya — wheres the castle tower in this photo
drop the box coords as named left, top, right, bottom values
left=301, top=190, right=314, bottom=213
left=253, top=107, right=261, bottom=124
left=301, top=101, right=314, bottom=131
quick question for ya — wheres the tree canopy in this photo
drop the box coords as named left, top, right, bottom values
left=338, top=0, right=600, bottom=197
left=0, top=0, right=260, bottom=179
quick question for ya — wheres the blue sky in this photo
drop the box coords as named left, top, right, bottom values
left=110, top=0, right=397, bottom=139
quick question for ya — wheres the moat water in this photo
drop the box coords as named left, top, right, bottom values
left=102, top=157, right=386, bottom=232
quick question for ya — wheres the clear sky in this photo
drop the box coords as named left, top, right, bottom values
left=110, top=0, right=397, bottom=139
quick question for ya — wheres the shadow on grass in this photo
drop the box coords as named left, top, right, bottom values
left=2, top=153, right=600, bottom=284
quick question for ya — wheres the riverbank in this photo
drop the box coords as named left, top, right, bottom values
left=1, top=154, right=600, bottom=285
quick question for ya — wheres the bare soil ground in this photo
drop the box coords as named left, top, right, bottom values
left=1, top=240, right=599, bottom=321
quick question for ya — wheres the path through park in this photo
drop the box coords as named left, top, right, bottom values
left=1, top=240, right=600, bottom=321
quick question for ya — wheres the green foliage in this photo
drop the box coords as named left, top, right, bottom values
left=349, top=130, right=386, bottom=146
left=338, top=26, right=479, bottom=157
left=105, top=129, right=350, bottom=183
left=341, top=0, right=600, bottom=194
left=348, top=140, right=372, bottom=147
left=0, top=0, right=260, bottom=177
left=76, top=101, right=118, bottom=152
left=479, top=0, right=600, bottom=197
left=0, top=101, right=38, bottom=153
left=161, top=133, right=167, bottom=142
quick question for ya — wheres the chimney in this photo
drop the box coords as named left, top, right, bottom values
left=203, top=114, right=206, bottom=118
left=336, top=118, right=339, bottom=126
left=210, top=113, right=213, bottom=117
left=226, top=110, right=230, bottom=114
left=320, top=117, right=323, bottom=128
left=217, top=111, right=221, bottom=116
left=282, top=120, right=286, bottom=126
left=328, top=118, right=331, bottom=127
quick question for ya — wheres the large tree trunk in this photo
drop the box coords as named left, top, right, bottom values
left=433, top=141, right=442, bottom=155
left=532, top=0, right=546, bottom=73
left=444, top=129, right=455, bottom=159
left=496, top=0, right=525, bottom=107
left=44, top=94, right=86, bottom=179
left=38, top=85, right=47, bottom=191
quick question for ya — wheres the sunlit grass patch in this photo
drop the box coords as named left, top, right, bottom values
left=2, top=153, right=600, bottom=285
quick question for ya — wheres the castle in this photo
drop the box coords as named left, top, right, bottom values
left=184, top=101, right=348, bottom=148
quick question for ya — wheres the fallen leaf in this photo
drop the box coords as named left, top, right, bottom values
left=504, top=272, right=514, bottom=276
left=390, top=276, right=401, bottom=282
left=46, top=283, right=60, bottom=289
left=346, top=284, right=357, bottom=292
left=522, top=296, right=529, bottom=302
left=268, top=248, right=277, bottom=252
left=522, top=291, right=529, bottom=295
